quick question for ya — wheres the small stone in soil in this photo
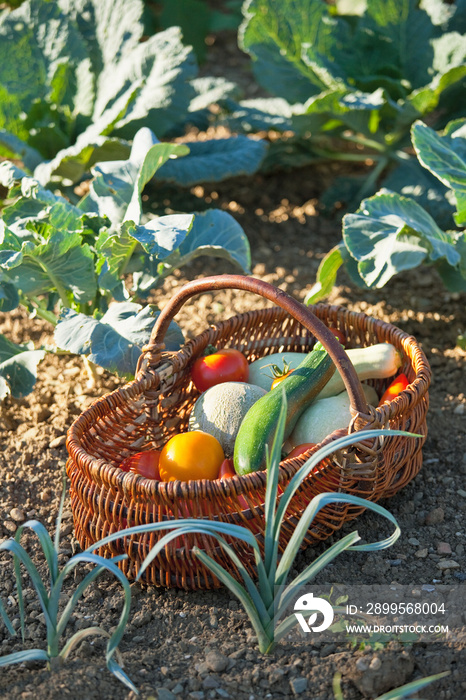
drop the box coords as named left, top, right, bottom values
left=408, top=537, right=420, bottom=546
left=425, top=507, right=445, bottom=525
left=132, top=609, right=152, bottom=627
left=320, top=643, right=336, bottom=657
left=202, top=676, right=219, bottom=690
left=290, top=677, right=308, bottom=695
left=415, top=548, right=428, bottom=558
left=156, top=689, right=177, bottom=700
left=49, top=435, right=66, bottom=448
left=355, top=658, right=368, bottom=671
left=59, top=523, right=73, bottom=537
left=196, top=662, right=210, bottom=675
left=351, top=652, right=414, bottom=697
left=9, top=508, right=25, bottom=522
left=437, top=542, right=452, bottom=555
left=437, top=559, right=460, bottom=570
left=228, top=648, right=246, bottom=660
left=268, top=668, right=285, bottom=683
left=205, top=649, right=228, bottom=673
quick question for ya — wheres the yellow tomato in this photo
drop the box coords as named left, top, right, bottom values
left=159, top=430, right=224, bottom=482
left=271, top=370, right=294, bottom=389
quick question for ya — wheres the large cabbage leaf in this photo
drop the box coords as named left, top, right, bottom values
left=54, top=303, right=184, bottom=377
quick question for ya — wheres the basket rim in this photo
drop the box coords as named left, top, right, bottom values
left=66, top=303, right=431, bottom=502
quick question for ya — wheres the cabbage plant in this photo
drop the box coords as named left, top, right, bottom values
left=222, top=0, right=466, bottom=207
left=307, top=118, right=466, bottom=304
left=0, top=128, right=253, bottom=398
left=0, top=0, right=265, bottom=188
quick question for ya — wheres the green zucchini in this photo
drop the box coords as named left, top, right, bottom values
left=233, top=342, right=336, bottom=475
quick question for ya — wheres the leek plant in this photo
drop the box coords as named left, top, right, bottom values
left=0, top=474, right=135, bottom=693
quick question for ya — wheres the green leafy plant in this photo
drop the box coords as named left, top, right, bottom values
left=221, top=0, right=466, bottom=207
left=0, top=335, right=46, bottom=401
left=0, top=0, right=264, bottom=187
left=91, top=395, right=419, bottom=654
left=307, top=118, right=466, bottom=303
left=333, top=670, right=450, bottom=700
left=0, top=475, right=136, bottom=693
left=144, top=0, right=242, bottom=63
left=0, top=127, right=253, bottom=397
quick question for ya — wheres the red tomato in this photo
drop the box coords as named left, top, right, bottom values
left=119, top=450, right=161, bottom=480
left=286, top=443, right=317, bottom=459
left=286, top=444, right=339, bottom=488
left=218, top=458, right=236, bottom=479
left=327, top=326, right=346, bottom=347
left=217, top=458, right=250, bottom=510
left=191, top=348, right=249, bottom=392
left=378, top=372, right=410, bottom=406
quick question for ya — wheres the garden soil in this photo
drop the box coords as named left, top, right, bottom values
left=1, top=29, right=466, bottom=700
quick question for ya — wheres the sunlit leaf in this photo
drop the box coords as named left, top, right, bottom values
left=412, top=119, right=466, bottom=225
left=343, top=190, right=459, bottom=287
left=54, top=302, right=184, bottom=376
left=0, top=335, right=46, bottom=399
left=81, top=127, right=189, bottom=226
left=156, top=136, right=267, bottom=186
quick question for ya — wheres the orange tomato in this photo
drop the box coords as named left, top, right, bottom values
left=159, top=430, right=224, bottom=482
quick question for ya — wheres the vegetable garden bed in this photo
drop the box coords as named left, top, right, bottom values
left=0, top=5, right=465, bottom=700
left=1, top=155, right=465, bottom=699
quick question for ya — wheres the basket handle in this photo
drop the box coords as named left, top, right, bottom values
left=140, top=274, right=370, bottom=419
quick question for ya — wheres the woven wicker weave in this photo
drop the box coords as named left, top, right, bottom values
left=66, top=275, right=431, bottom=589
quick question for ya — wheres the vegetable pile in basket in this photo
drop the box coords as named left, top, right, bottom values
left=119, top=330, right=408, bottom=484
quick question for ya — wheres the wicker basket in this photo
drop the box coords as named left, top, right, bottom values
left=66, top=275, right=431, bottom=589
